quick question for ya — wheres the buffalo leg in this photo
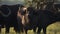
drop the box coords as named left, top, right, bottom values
left=43, top=27, right=46, bottom=34
left=14, top=24, right=20, bottom=34
left=0, top=28, right=1, bottom=33
left=25, top=29, right=28, bottom=34
left=37, top=26, right=42, bottom=34
left=33, top=26, right=36, bottom=34
left=5, top=25, right=10, bottom=34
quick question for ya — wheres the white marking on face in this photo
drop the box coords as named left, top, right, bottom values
left=23, top=7, right=27, bottom=11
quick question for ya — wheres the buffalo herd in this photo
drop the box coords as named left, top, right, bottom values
left=0, top=4, right=60, bottom=34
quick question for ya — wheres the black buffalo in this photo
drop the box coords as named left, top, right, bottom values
left=21, top=7, right=60, bottom=34
left=17, top=6, right=39, bottom=34
left=24, top=7, right=38, bottom=34
left=36, top=9, right=57, bottom=34
left=0, top=4, right=23, bottom=34
left=36, top=3, right=60, bottom=34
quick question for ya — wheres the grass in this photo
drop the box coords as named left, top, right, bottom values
left=0, top=22, right=60, bottom=34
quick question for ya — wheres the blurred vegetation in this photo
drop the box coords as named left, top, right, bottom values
left=24, top=0, right=56, bottom=9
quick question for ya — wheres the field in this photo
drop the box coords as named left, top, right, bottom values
left=0, top=22, right=60, bottom=34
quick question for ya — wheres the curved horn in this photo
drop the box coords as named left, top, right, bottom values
left=0, top=7, right=11, bottom=17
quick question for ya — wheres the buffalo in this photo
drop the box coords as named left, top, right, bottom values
left=17, top=6, right=39, bottom=34
left=0, top=4, right=23, bottom=34
left=19, top=5, right=60, bottom=34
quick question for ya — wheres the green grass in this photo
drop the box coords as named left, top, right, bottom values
left=0, top=22, right=60, bottom=34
